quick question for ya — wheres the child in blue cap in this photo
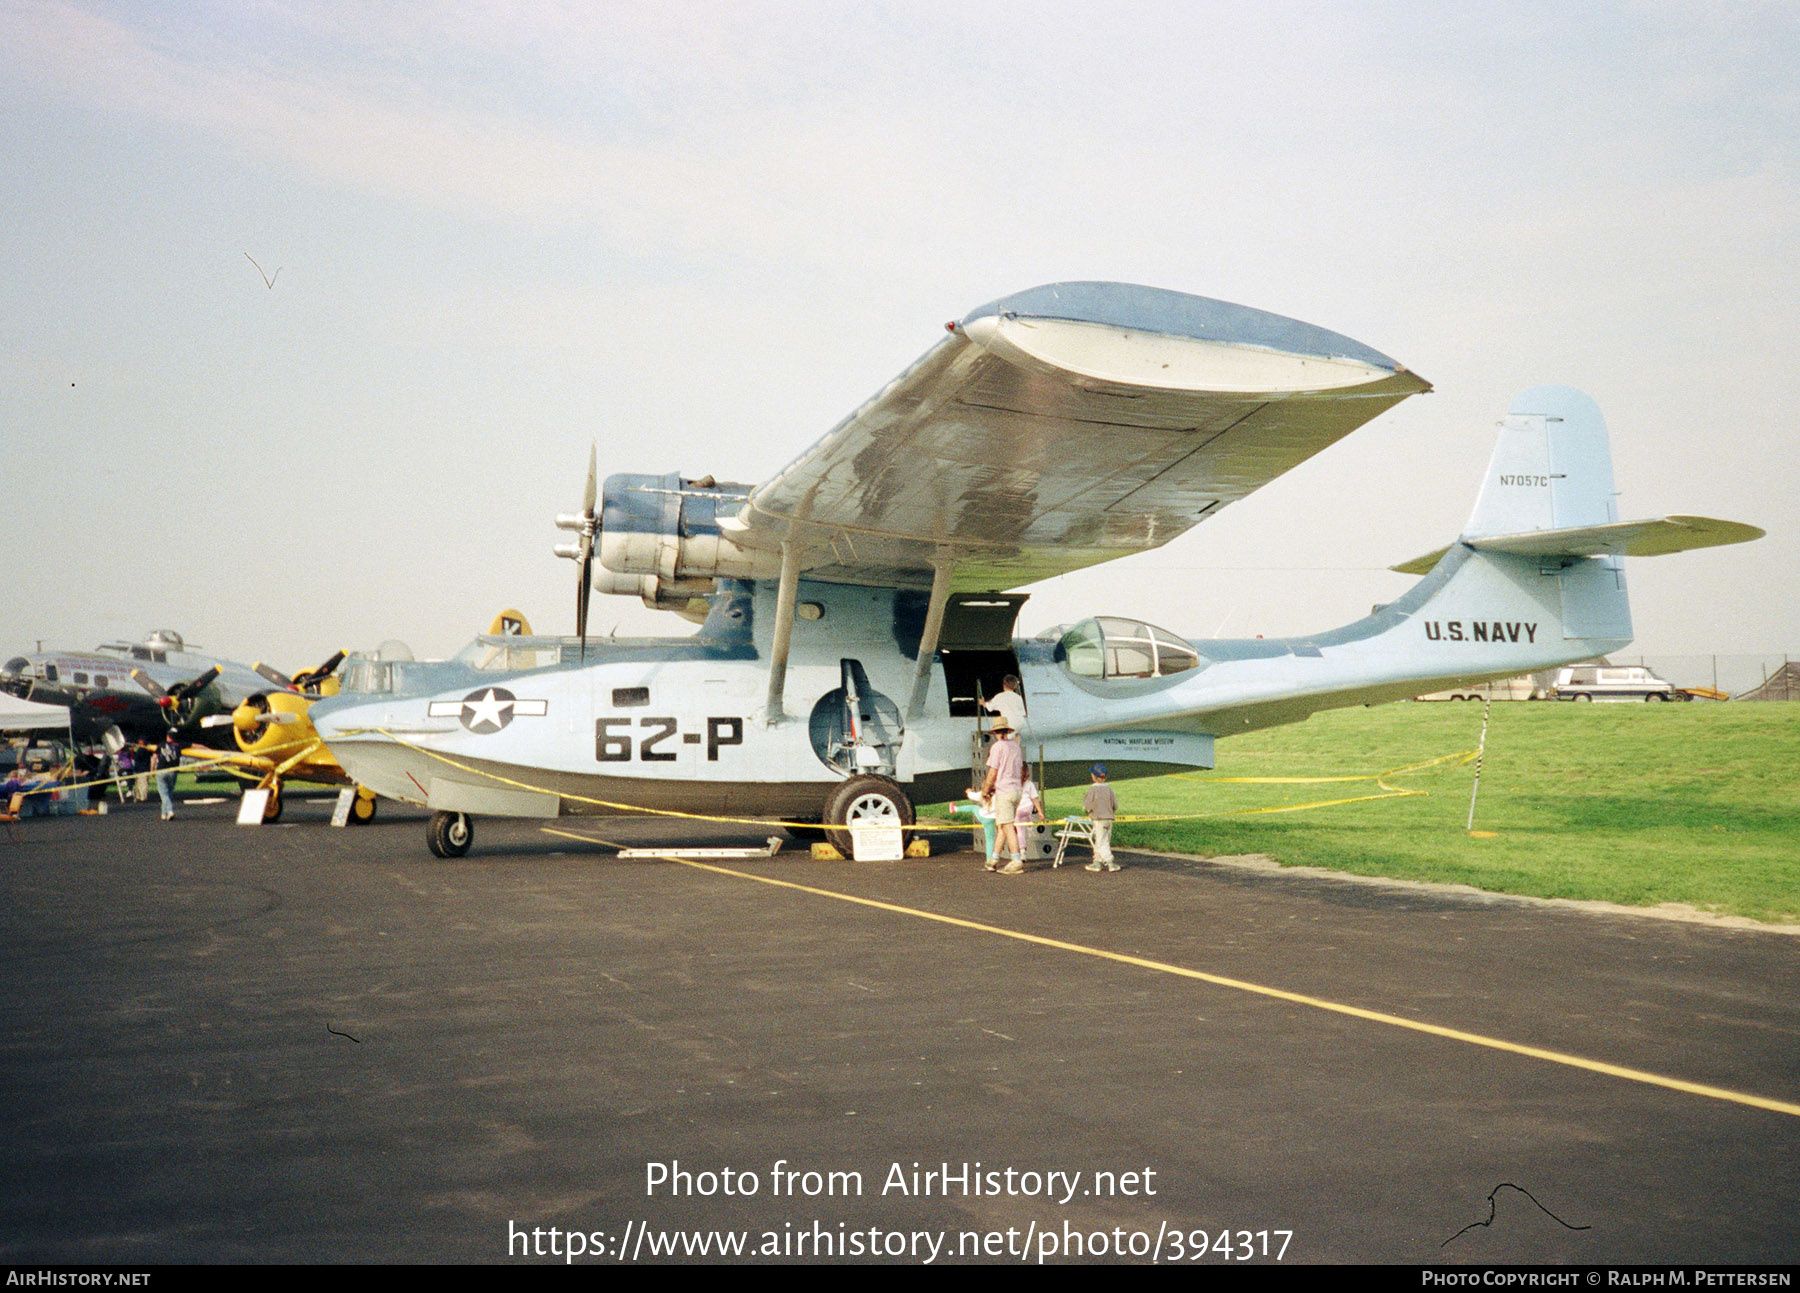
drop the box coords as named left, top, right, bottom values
left=1082, top=764, right=1119, bottom=872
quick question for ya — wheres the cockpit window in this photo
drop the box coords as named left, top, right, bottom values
left=454, top=635, right=567, bottom=672
left=0, top=658, right=28, bottom=695
left=339, top=655, right=393, bottom=695
left=1059, top=620, right=1105, bottom=678
left=1058, top=618, right=1201, bottom=680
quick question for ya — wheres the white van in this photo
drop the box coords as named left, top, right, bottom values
left=1551, top=664, right=1682, bottom=702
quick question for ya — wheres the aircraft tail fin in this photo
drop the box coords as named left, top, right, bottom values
left=488, top=609, right=532, bottom=636
left=1391, top=387, right=1763, bottom=576
left=1463, top=385, right=1617, bottom=539
left=1120, top=388, right=1759, bottom=738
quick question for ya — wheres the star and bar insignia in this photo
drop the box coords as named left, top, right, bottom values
left=427, top=687, right=548, bottom=734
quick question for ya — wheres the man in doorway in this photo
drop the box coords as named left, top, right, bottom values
left=983, top=674, right=1028, bottom=742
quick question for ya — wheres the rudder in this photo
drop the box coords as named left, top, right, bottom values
left=1462, top=385, right=1618, bottom=539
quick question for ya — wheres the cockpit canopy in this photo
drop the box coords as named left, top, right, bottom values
left=1057, top=617, right=1201, bottom=680
left=453, top=635, right=566, bottom=674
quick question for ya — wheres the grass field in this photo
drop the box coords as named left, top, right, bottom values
left=1010, top=703, right=1800, bottom=923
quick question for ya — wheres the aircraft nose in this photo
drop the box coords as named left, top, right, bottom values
left=0, top=657, right=29, bottom=697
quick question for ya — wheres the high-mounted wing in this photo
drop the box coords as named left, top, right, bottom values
left=729, top=282, right=1429, bottom=590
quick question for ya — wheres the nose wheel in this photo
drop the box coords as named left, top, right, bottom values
left=427, top=810, right=473, bottom=858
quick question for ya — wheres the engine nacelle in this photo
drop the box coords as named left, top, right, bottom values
left=597, top=472, right=782, bottom=583
left=232, top=690, right=321, bottom=757
left=591, top=570, right=718, bottom=624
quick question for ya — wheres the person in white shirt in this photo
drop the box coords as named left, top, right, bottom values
left=983, top=674, right=1027, bottom=740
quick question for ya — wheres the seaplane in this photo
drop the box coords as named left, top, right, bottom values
left=306, top=283, right=1762, bottom=858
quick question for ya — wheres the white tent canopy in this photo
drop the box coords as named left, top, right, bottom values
left=0, top=693, right=73, bottom=733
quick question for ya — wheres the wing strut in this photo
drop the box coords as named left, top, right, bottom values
left=905, top=559, right=955, bottom=722
left=763, top=537, right=804, bottom=722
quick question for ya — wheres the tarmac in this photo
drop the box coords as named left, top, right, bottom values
left=1, top=793, right=1797, bottom=1265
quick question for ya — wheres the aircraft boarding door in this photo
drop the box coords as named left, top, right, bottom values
left=937, top=593, right=1028, bottom=720
left=593, top=677, right=697, bottom=783
left=932, top=593, right=1029, bottom=786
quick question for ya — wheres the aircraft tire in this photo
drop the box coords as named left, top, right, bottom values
left=823, top=775, right=913, bottom=857
left=428, top=810, right=473, bottom=858
left=348, top=788, right=378, bottom=825
left=262, top=785, right=283, bottom=823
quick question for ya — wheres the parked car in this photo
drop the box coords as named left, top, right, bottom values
left=1550, top=664, right=1683, bottom=702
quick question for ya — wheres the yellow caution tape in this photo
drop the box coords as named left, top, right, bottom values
left=326, top=727, right=1476, bottom=835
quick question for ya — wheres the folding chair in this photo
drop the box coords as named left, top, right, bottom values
left=1051, top=816, right=1097, bottom=868
left=1, top=793, right=23, bottom=844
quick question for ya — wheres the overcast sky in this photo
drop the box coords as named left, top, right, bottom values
left=3, top=1, right=1794, bottom=669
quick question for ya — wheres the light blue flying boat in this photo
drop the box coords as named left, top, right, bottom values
left=307, top=283, right=1762, bottom=858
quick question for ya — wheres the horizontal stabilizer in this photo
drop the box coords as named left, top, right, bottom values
left=1391, top=515, right=1763, bottom=575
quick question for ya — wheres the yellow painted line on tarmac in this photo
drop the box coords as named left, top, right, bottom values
left=542, top=826, right=1800, bottom=1120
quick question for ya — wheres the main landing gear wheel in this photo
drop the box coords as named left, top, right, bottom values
left=261, top=783, right=283, bottom=823
left=428, top=810, right=473, bottom=858
left=823, top=775, right=914, bottom=857
left=347, top=787, right=378, bottom=825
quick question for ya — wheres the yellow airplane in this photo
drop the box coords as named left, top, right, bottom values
left=195, top=612, right=531, bottom=823
left=193, top=649, right=362, bottom=822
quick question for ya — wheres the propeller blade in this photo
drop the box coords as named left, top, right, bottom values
left=576, top=545, right=594, bottom=663
left=289, top=650, right=346, bottom=692
left=178, top=666, right=222, bottom=698
left=200, top=714, right=235, bottom=728
left=573, top=442, right=599, bottom=663
left=129, top=668, right=168, bottom=701
left=253, top=662, right=295, bottom=690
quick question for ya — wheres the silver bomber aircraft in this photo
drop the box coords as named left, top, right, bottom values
left=0, top=630, right=306, bottom=746
left=306, top=283, right=1763, bottom=858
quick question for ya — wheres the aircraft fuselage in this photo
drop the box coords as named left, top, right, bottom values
left=0, top=641, right=270, bottom=745
left=310, top=563, right=1621, bottom=824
